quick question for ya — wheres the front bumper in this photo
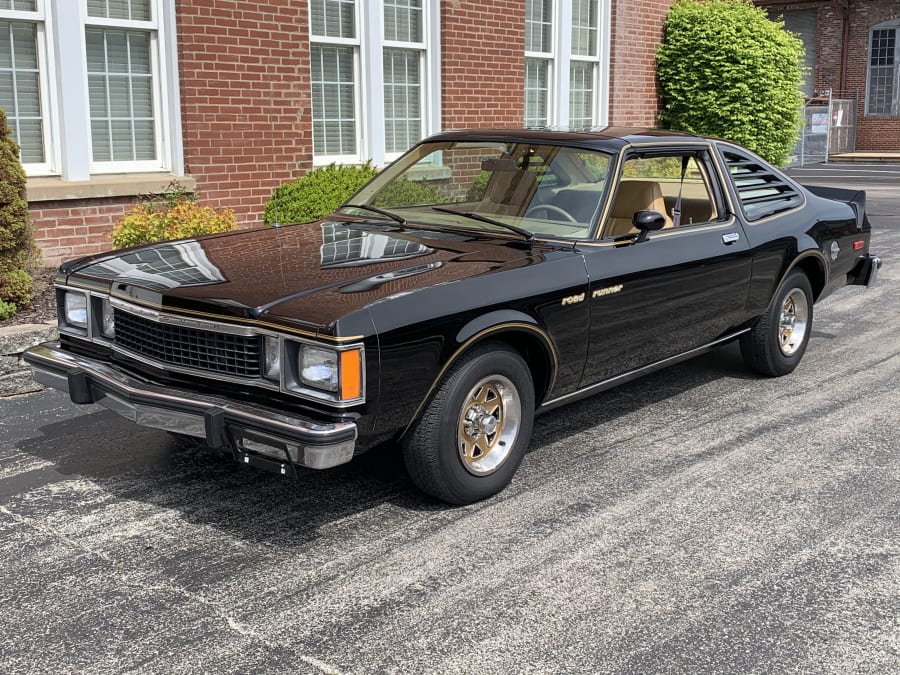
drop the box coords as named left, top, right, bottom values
left=24, top=342, right=357, bottom=473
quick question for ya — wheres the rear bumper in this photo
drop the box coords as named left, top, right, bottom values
left=849, top=254, right=882, bottom=287
left=23, top=342, right=357, bottom=472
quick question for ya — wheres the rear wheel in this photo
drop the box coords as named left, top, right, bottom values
left=402, top=343, right=535, bottom=505
left=740, top=270, right=814, bottom=377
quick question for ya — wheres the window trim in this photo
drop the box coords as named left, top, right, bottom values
left=2, top=0, right=184, bottom=180
left=523, top=0, right=611, bottom=129
left=310, top=0, right=440, bottom=167
left=864, top=19, right=900, bottom=117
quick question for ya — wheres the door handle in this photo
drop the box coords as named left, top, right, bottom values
left=722, top=232, right=740, bottom=245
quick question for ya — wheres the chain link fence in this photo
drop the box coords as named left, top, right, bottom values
left=789, top=90, right=858, bottom=167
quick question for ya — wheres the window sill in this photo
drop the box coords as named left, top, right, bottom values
left=26, top=174, right=197, bottom=203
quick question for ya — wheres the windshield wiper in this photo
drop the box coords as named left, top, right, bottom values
left=342, top=203, right=406, bottom=226
left=430, top=206, right=533, bottom=240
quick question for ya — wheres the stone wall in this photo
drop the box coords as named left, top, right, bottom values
left=0, top=323, right=58, bottom=397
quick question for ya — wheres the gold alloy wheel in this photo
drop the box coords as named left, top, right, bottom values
left=457, top=374, right=521, bottom=476
left=778, top=288, right=810, bottom=357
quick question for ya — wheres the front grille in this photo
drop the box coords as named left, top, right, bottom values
left=113, top=309, right=262, bottom=378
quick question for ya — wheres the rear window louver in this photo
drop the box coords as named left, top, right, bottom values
left=722, top=150, right=803, bottom=221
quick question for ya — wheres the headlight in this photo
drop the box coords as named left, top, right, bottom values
left=300, top=345, right=339, bottom=391
left=292, top=344, right=363, bottom=401
left=63, top=292, right=88, bottom=329
left=99, top=298, right=115, bottom=338
left=263, top=336, right=281, bottom=381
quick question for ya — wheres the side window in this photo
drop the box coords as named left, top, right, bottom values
left=604, top=152, right=718, bottom=238
left=719, top=146, right=803, bottom=221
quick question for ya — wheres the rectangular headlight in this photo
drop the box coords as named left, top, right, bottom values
left=63, top=291, right=88, bottom=329
left=99, top=298, right=115, bottom=338
left=299, top=344, right=339, bottom=392
left=263, top=336, right=281, bottom=381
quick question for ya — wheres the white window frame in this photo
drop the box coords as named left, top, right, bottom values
left=0, top=1, right=55, bottom=174
left=524, top=0, right=611, bottom=128
left=865, top=19, right=900, bottom=117
left=2, top=0, right=183, bottom=179
left=310, top=0, right=440, bottom=167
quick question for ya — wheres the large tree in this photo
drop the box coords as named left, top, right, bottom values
left=657, top=0, right=805, bottom=166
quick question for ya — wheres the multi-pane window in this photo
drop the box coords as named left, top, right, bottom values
left=310, top=0, right=358, bottom=157
left=0, top=0, right=45, bottom=165
left=383, top=0, right=424, bottom=156
left=525, top=0, right=552, bottom=127
left=867, top=23, right=899, bottom=116
left=0, top=0, right=180, bottom=177
left=524, top=0, right=606, bottom=128
left=569, top=0, right=599, bottom=128
left=309, top=0, right=435, bottom=164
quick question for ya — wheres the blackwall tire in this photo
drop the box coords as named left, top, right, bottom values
left=402, top=342, right=535, bottom=505
left=740, top=270, right=814, bottom=377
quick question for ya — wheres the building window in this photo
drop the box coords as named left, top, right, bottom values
left=309, top=0, right=438, bottom=165
left=0, top=0, right=181, bottom=178
left=0, top=0, right=48, bottom=168
left=867, top=21, right=899, bottom=116
left=525, top=0, right=552, bottom=127
left=523, top=0, right=608, bottom=128
left=569, top=0, right=599, bottom=128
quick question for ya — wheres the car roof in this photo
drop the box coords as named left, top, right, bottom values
left=426, top=127, right=709, bottom=150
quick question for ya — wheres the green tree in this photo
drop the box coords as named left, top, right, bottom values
left=0, top=109, right=37, bottom=320
left=657, top=0, right=805, bottom=166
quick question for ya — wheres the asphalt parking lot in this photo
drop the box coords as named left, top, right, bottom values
left=1, top=164, right=898, bottom=673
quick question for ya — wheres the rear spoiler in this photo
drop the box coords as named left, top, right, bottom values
left=803, top=184, right=869, bottom=232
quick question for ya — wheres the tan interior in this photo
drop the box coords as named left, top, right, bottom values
left=605, top=180, right=673, bottom=237
left=481, top=170, right=538, bottom=215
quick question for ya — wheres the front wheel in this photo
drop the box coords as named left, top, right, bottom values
left=740, top=270, right=814, bottom=377
left=402, top=343, right=535, bottom=505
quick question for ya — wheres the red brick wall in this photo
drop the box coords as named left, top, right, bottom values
left=607, top=0, right=673, bottom=126
left=440, top=1, right=525, bottom=128
left=176, top=0, right=312, bottom=222
left=29, top=199, right=136, bottom=263
left=758, top=0, right=900, bottom=151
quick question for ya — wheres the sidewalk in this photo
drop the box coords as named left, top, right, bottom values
left=827, top=151, right=900, bottom=164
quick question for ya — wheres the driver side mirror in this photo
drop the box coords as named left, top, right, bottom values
left=632, top=210, right=666, bottom=244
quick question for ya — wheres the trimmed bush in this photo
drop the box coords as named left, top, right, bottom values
left=263, top=163, right=378, bottom=225
left=0, top=109, right=37, bottom=321
left=111, top=197, right=237, bottom=249
left=372, top=176, right=449, bottom=208
left=657, top=0, right=805, bottom=166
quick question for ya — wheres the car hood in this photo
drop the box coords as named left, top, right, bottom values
left=64, top=218, right=540, bottom=334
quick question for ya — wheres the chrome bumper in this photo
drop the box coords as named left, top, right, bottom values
left=851, top=254, right=882, bottom=287
left=24, top=342, right=357, bottom=472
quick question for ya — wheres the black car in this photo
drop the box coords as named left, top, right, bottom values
left=25, top=128, right=882, bottom=504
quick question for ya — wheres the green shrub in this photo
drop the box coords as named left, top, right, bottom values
left=0, top=298, right=15, bottom=320
left=263, top=163, right=378, bottom=225
left=372, top=176, right=449, bottom=208
left=0, top=109, right=37, bottom=317
left=111, top=197, right=237, bottom=249
left=657, top=0, right=805, bottom=166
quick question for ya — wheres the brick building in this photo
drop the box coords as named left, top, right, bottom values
left=3, top=0, right=679, bottom=265
left=7, top=1, right=897, bottom=268
left=757, top=0, right=900, bottom=153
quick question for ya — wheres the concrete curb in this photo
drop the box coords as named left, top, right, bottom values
left=0, top=322, right=58, bottom=397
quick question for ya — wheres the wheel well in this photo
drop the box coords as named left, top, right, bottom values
left=792, top=256, right=826, bottom=300
left=476, top=330, right=555, bottom=405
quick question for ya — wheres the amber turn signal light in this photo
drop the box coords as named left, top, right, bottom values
left=340, top=349, right=362, bottom=400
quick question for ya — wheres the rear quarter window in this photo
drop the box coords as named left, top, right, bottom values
left=719, top=145, right=804, bottom=221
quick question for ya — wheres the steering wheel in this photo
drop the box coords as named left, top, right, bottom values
left=524, top=204, right=577, bottom=223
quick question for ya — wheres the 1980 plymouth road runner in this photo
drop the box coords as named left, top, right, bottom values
left=25, top=129, right=882, bottom=504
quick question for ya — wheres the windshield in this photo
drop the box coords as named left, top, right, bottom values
left=345, top=141, right=613, bottom=240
